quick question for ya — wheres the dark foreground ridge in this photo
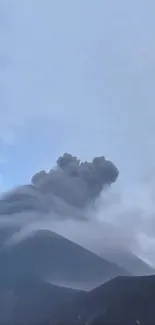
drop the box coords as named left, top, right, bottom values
left=0, top=275, right=155, bottom=325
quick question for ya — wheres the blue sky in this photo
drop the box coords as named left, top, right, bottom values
left=1, top=0, right=155, bottom=191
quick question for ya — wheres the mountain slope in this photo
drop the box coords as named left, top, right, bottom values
left=50, top=220, right=154, bottom=277
left=2, top=275, right=155, bottom=325
left=100, top=246, right=155, bottom=276
left=0, top=278, right=83, bottom=325
left=0, top=229, right=130, bottom=290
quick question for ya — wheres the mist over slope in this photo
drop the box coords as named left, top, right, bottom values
left=50, top=219, right=154, bottom=276
left=0, top=229, right=130, bottom=291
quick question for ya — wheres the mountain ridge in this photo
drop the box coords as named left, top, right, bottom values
left=0, top=229, right=130, bottom=290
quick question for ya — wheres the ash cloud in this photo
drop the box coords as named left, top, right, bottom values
left=0, top=153, right=118, bottom=217
left=0, top=153, right=119, bottom=246
left=31, top=153, right=119, bottom=208
left=1, top=152, right=155, bottom=268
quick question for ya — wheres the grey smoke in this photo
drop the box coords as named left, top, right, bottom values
left=31, top=153, right=119, bottom=208
left=0, top=153, right=119, bottom=245
left=0, top=153, right=118, bottom=218
left=0, top=152, right=155, bottom=268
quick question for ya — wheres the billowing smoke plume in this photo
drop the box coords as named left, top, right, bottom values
left=31, top=153, right=118, bottom=208
left=0, top=152, right=154, bottom=269
left=0, top=153, right=120, bottom=249
left=0, top=153, right=119, bottom=217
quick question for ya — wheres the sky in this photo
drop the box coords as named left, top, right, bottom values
left=0, top=0, right=155, bottom=190
left=0, top=0, right=155, bottom=265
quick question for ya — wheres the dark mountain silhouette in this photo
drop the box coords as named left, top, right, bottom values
left=84, top=275, right=155, bottom=325
left=1, top=275, right=155, bottom=325
left=0, top=278, right=84, bottom=325
left=0, top=230, right=129, bottom=290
